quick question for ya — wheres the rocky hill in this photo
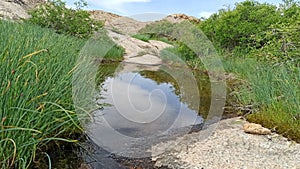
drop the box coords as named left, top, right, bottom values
left=89, top=10, right=150, bottom=35
left=89, top=10, right=200, bottom=35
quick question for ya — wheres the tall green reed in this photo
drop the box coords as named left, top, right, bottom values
left=0, top=20, right=85, bottom=168
left=223, top=55, right=300, bottom=141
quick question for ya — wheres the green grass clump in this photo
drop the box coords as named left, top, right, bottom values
left=247, top=107, right=300, bottom=142
left=132, top=32, right=173, bottom=44
left=223, top=57, right=300, bottom=113
left=223, top=56, right=300, bottom=141
left=131, top=34, right=152, bottom=42
left=104, top=45, right=125, bottom=61
left=0, top=20, right=88, bottom=168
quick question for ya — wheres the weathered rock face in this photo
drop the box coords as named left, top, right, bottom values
left=0, top=0, right=29, bottom=20
left=0, top=0, right=45, bottom=20
left=89, top=10, right=150, bottom=35
left=89, top=10, right=121, bottom=25
left=107, top=30, right=173, bottom=65
left=163, top=13, right=200, bottom=24
left=152, top=117, right=300, bottom=169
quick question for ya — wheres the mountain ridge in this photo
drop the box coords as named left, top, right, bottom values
left=0, top=0, right=200, bottom=28
left=88, top=10, right=200, bottom=35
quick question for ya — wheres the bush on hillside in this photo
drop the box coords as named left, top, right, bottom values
left=250, top=0, right=300, bottom=67
left=139, top=21, right=198, bottom=61
left=254, top=22, right=300, bottom=67
left=28, top=0, right=103, bottom=38
left=199, top=0, right=280, bottom=51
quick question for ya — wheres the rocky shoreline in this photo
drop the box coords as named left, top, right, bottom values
left=151, top=117, right=300, bottom=169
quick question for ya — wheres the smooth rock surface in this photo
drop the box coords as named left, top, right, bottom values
left=90, top=10, right=150, bottom=35
left=107, top=30, right=172, bottom=65
left=151, top=117, right=300, bottom=169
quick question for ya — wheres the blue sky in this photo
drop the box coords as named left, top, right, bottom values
left=65, top=0, right=282, bottom=19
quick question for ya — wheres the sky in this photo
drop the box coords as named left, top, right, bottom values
left=65, top=0, right=282, bottom=20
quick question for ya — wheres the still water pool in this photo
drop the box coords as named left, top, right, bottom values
left=85, top=63, right=211, bottom=157
left=51, top=62, right=213, bottom=168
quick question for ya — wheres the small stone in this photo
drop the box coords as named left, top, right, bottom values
left=243, top=123, right=271, bottom=135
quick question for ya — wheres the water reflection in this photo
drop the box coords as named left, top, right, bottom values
left=89, top=63, right=210, bottom=138
left=85, top=63, right=211, bottom=157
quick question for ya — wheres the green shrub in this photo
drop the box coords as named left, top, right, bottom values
left=160, top=43, right=197, bottom=63
left=27, top=0, right=103, bottom=38
left=28, top=0, right=124, bottom=59
left=251, top=0, right=300, bottom=67
left=139, top=21, right=198, bottom=62
left=253, top=22, right=300, bottom=67
left=140, top=20, right=176, bottom=36
left=199, top=0, right=280, bottom=51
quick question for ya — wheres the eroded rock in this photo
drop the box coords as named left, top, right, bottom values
left=243, top=122, right=271, bottom=135
left=90, top=10, right=150, bottom=35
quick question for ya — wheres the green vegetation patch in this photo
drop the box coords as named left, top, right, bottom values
left=0, top=20, right=86, bottom=168
left=131, top=34, right=152, bottom=42
left=0, top=10, right=124, bottom=166
left=247, top=108, right=300, bottom=143
left=223, top=56, right=300, bottom=141
left=135, top=21, right=200, bottom=64
left=27, top=0, right=103, bottom=38
left=197, top=0, right=300, bottom=142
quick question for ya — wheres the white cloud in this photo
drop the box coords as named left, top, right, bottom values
left=198, top=11, right=214, bottom=19
left=89, top=0, right=151, bottom=13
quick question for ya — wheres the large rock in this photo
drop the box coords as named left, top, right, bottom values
left=0, top=0, right=45, bottom=20
left=107, top=30, right=173, bottom=57
left=89, top=10, right=121, bottom=25
left=107, top=30, right=173, bottom=65
left=89, top=10, right=149, bottom=35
